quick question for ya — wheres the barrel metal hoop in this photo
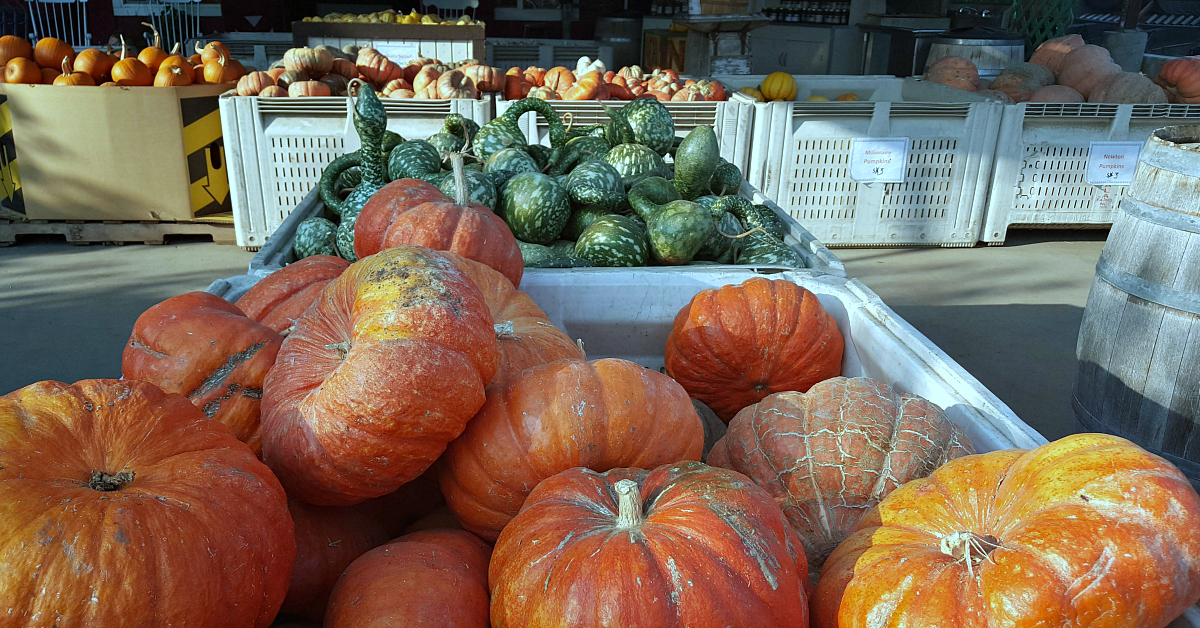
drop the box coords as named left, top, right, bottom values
left=1122, top=197, right=1200, bottom=235
left=1072, top=391, right=1200, bottom=481
left=1095, top=257, right=1200, bottom=316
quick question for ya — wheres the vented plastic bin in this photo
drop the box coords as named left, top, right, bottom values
left=486, top=38, right=613, bottom=71
left=494, top=98, right=756, bottom=176
left=712, top=74, right=903, bottom=102
left=244, top=182, right=845, bottom=278
left=748, top=100, right=1002, bottom=247
left=981, top=102, right=1200, bottom=245
left=220, top=94, right=494, bottom=249
left=292, top=22, right=485, bottom=64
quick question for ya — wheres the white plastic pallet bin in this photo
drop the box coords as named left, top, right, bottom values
left=749, top=100, right=1002, bottom=247
left=221, top=94, right=494, bottom=249
left=493, top=99, right=756, bottom=175
left=982, top=102, right=1200, bottom=245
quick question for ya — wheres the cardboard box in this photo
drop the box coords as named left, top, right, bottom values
left=644, top=30, right=687, bottom=74
left=292, top=21, right=485, bottom=63
left=0, top=83, right=233, bottom=222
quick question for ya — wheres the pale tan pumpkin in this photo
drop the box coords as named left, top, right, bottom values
left=1028, top=84, right=1084, bottom=103
left=990, top=62, right=1055, bottom=102
left=1058, top=45, right=1122, bottom=99
left=1088, top=72, right=1168, bottom=104
left=288, top=80, right=332, bottom=97
left=236, top=71, right=275, bottom=96
left=1029, top=34, right=1085, bottom=76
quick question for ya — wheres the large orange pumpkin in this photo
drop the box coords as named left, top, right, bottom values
left=261, top=246, right=498, bottom=506
left=356, top=48, right=403, bottom=85
left=353, top=178, right=452, bottom=258
left=664, top=277, right=844, bottom=422
left=561, top=70, right=601, bottom=100
left=438, top=357, right=703, bottom=541
left=234, top=254, right=351, bottom=334
left=443, top=254, right=582, bottom=389
left=33, top=36, right=73, bottom=69
left=461, top=63, right=501, bottom=92
left=813, top=433, right=1200, bottom=628
left=122, top=291, right=282, bottom=455
left=708, top=377, right=975, bottom=574
left=490, top=463, right=811, bottom=628
left=325, top=529, right=491, bottom=628
left=1155, top=55, right=1200, bottom=104
left=282, top=499, right=390, bottom=623
left=0, top=379, right=295, bottom=627
left=0, top=34, right=32, bottom=66
left=379, top=201, right=523, bottom=287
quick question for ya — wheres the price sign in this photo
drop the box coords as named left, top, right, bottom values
left=1085, top=141, right=1142, bottom=186
left=850, top=138, right=908, bottom=183
left=373, top=43, right=420, bottom=63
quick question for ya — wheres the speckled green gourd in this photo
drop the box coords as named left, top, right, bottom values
left=427, top=113, right=479, bottom=154
left=517, top=240, right=592, bottom=267
left=439, top=169, right=497, bottom=210
left=673, top=126, right=720, bottom=200
left=628, top=176, right=715, bottom=265
left=318, top=81, right=389, bottom=220
left=549, top=136, right=613, bottom=176
left=475, top=98, right=567, bottom=163
left=335, top=210, right=360, bottom=262
left=293, top=217, right=339, bottom=259
left=695, top=211, right=743, bottom=264
left=548, top=240, right=577, bottom=256
left=752, top=203, right=786, bottom=240
left=575, top=214, right=650, bottom=267
left=500, top=172, right=570, bottom=244
left=565, top=159, right=625, bottom=210
left=485, top=147, right=539, bottom=175
left=713, top=196, right=806, bottom=268
left=621, top=98, right=675, bottom=156
left=605, top=143, right=668, bottom=191
left=387, top=139, right=442, bottom=180
left=336, top=166, right=361, bottom=190
left=526, top=144, right=552, bottom=171
left=562, top=206, right=612, bottom=240
left=709, top=159, right=743, bottom=195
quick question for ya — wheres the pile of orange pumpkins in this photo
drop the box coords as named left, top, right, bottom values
left=5, top=172, right=1200, bottom=626
left=0, top=26, right=244, bottom=87
left=505, top=58, right=728, bottom=102
left=236, top=46, right=502, bottom=99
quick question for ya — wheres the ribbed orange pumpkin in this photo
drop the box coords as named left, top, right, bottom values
left=111, top=38, right=152, bottom=86
left=0, top=35, right=31, bottom=66
left=435, top=69, right=478, bottom=99
left=282, top=499, right=390, bottom=623
left=197, top=40, right=230, bottom=64
left=4, top=57, right=40, bottom=84
left=439, top=357, right=703, bottom=541
left=122, top=291, right=283, bottom=455
left=283, top=46, right=334, bottom=77
left=287, top=80, right=331, bottom=97
left=234, top=254, right=351, bottom=334
left=236, top=70, right=275, bottom=96
left=33, top=36, right=73, bottom=69
left=1155, top=56, right=1200, bottom=104
left=708, top=378, right=975, bottom=574
left=664, top=277, right=845, bottom=421
left=137, top=22, right=168, bottom=73
left=356, top=48, right=403, bottom=85
left=490, top=463, right=811, bottom=628
left=325, top=530, right=491, bottom=628
left=377, top=201, right=522, bottom=285
left=261, top=246, right=498, bottom=506
left=0, top=379, right=295, bottom=627
left=1029, top=33, right=1085, bottom=76
left=73, top=47, right=114, bottom=82
left=329, top=57, right=357, bottom=79
left=353, top=179, right=452, bottom=257
left=813, top=434, right=1200, bottom=628
left=52, top=58, right=95, bottom=85
left=461, top=63, right=501, bottom=92
left=542, top=65, right=575, bottom=91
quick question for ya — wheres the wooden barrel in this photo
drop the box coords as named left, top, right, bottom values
left=1074, top=125, right=1200, bottom=485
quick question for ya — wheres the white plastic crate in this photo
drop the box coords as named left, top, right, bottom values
left=293, top=22, right=486, bottom=64
left=205, top=267, right=1044, bottom=454
left=302, top=35, right=482, bottom=64
left=243, top=182, right=845, bottom=278
left=749, top=100, right=1002, bottom=247
left=981, top=103, right=1200, bottom=245
left=493, top=98, right=756, bottom=176
left=220, top=94, right=495, bottom=249
left=486, top=38, right=613, bottom=71
left=711, top=74, right=904, bottom=102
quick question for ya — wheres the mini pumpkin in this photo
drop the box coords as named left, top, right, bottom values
left=203, top=47, right=241, bottom=83
left=111, top=37, right=152, bottom=86
left=0, top=35, right=31, bottom=66
left=52, top=58, right=95, bottom=85
left=356, top=48, right=403, bottom=85
left=33, top=36, right=74, bottom=70
left=153, top=63, right=192, bottom=87
left=288, top=80, right=332, bottom=97
left=284, top=46, right=334, bottom=76
left=275, top=69, right=307, bottom=90
left=236, top=70, right=275, bottom=96
left=4, top=57, right=40, bottom=84
left=924, top=55, right=979, bottom=91
left=560, top=70, right=601, bottom=100
left=527, top=85, right=558, bottom=100
left=137, top=21, right=169, bottom=73
left=259, top=85, right=287, bottom=97
left=412, top=64, right=441, bottom=92
left=665, top=277, right=845, bottom=421
left=73, top=47, right=114, bottom=82
left=1155, top=56, right=1200, bottom=103
left=381, top=77, right=413, bottom=96
left=196, top=40, right=231, bottom=64
left=461, top=63, right=501, bottom=92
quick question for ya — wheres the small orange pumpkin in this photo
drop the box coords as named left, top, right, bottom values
left=196, top=40, right=230, bottom=64
left=381, top=77, right=413, bottom=97
left=460, top=64, right=500, bottom=92
left=0, top=35, right=32, bottom=67
left=74, top=48, right=114, bottom=82
left=3, top=57, right=40, bottom=84
left=191, top=64, right=207, bottom=84
left=504, top=69, right=532, bottom=100
left=158, top=45, right=193, bottom=81
left=412, top=64, right=441, bottom=93
left=523, top=65, right=546, bottom=86
left=154, top=63, right=192, bottom=87
left=111, top=37, right=153, bottom=86
left=236, top=71, right=274, bottom=96
left=435, top=69, right=477, bottom=99
left=137, top=22, right=169, bottom=73
left=357, top=48, right=403, bottom=85
left=288, top=80, right=332, bottom=97
left=203, top=48, right=240, bottom=84
left=560, top=71, right=601, bottom=100
left=329, top=57, right=356, bottom=80
left=53, top=58, right=95, bottom=86
left=34, top=37, right=74, bottom=70
left=39, top=66, right=60, bottom=84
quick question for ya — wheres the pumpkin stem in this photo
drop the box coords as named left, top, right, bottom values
left=88, top=470, right=134, bottom=492
left=939, top=531, right=1002, bottom=577
left=614, top=479, right=643, bottom=528
left=170, top=42, right=181, bottom=56
left=61, top=57, right=71, bottom=75
left=448, top=153, right=469, bottom=206
left=141, top=22, right=162, bottom=49
left=195, top=42, right=204, bottom=56
left=575, top=338, right=586, bottom=359
left=324, top=341, right=352, bottom=360
left=494, top=321, right=518, bottom=339
left=119, top=35, right=128, bottom=61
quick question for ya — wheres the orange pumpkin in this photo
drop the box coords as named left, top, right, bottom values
left=261, top=246, right=499, bottom=506
left=236, top=70, right=275, bottom=96
left=381, top=77, right=414, bottom=96
left=74, top=47, right=114, bottom=82
left=4, top=57, right=40, bottom=84
left=353, top=179, right=450, bottom=256
left=543, top=65, right=574, bottom=92
left=605, top=81, right=634, bottom=100
left=523, top=65, right=546, bottom=86
left=329, top=57, right=356, bottom=79
left=696, top=78, right=726, bottom=100
left=671, top=85, right=705, bottom=101
left=283, top=46, right=334, bottom=77
left=1029, top=33, right=1085, bottom=77
left=111, top=38, right=152, bottom=86
left=401, top=56, right=436, bottom=82
left=813, top=434, right=1200, bottom=628
left=356, top=48, right=403, bottom=85
left=665, top=277, right=845, bottom=421
left=196, top=40, right=230, bottom=64
left=33, top=36, right=73, bottom=69
left=0, top=379, right=295, bottom=627
left=378, top=200, right=521, bottom=284
left=287, top=80, right=332, bottom=97
left=39, top=66, right=60, bottom=84
left=203, top=48, right=240, bottom=83
left=560, top=70, right=601, bottom=100
left=504, top=70, right=533, bottom=100
left=0, top=35, right=31, bottom=66
left=259, top=85, right=287, bottom=97
left=439, top=357, right=703, bottom=541
left=412, top=64, right=441, bottom=93
left=137, top=22, right=169, bottom=73
left=122, top=291, right=283, bottom=455
left=283, top=499, right=390, bottom=623
left=158, top=43, right=190, bottom=76
left=53, top=58, right=95, bottom=85
left=527, top=85, right=558, bottom=100
left=325, top=530, right=491, bottom=628
left=191, top=63, right=207, bottom=84
left=461, top=63, right=501, bottom=92
left=153, top=63, right=192, bottom=86
left=618, top=64, right=644, bottom=80
left=924, top=55, right=980, bottom=91
left=235, top=255, right=350, bottom=334
left=435, top=69, right=478, bottom=99
left=1155, top=55, right=1200, bottom=104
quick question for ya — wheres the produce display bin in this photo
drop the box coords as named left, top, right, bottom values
left=981, top=102, right=1200, bottom=245
left=206, top=267, right=1043, bottom=455
left=712, top=75, right=904, bottom=102
left=0, top=83, right=235, bottom=222
left=244, top=183, right=846, bottom=278
left=486, top=39, right=614, bottom=72
left=494, top=98, right=757, bottom=176
left=220, top=94, right=495, bottom=249
left=748, top=100, right=1002, bottom=247
left=292, top=21, right=485, bottom=64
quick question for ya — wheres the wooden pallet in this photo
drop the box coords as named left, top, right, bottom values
left=0, top=218, right=237, bottom=246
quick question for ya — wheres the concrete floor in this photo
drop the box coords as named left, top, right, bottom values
left=0, top=230, right=1107, bottom=442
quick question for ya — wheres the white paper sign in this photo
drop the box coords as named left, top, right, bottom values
left=1086, top=141, right=1142, bottom=186
left=373, top=43, right=421, bottom=63
left=850, top=138, right=909, bottom=184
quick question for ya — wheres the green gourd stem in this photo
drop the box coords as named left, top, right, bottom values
left=381, top=130, right=404, bottom=155
left=505, top=98, right=567, bottom=149
left=319, top=152, right=361, bottom=215
left=351, top=80, right=388, bottom=188
left=548, top=137, right=611, bottom=177
left=569, top=185, right=626, bottom=210
left=628, top=176, right=681, bottom=220
left=603, top=105, right=636, bottom=145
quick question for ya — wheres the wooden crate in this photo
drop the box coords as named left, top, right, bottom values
left=693, top=0, right=751, bottom=14
left=643, top=30, right=686, bottom=74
